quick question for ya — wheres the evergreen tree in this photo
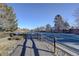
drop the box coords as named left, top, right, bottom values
left=0, top=3, right=18, bottom=32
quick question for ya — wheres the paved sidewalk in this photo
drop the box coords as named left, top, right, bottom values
left=11, top=37, right=54, bottom=56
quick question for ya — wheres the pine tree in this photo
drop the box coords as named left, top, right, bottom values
left=0, top=3, right=18, bottom=32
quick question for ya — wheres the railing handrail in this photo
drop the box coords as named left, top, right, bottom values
left=33, top=33, right=78, bottom=56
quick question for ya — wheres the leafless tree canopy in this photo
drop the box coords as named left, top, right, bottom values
left=54, top=14, right=70, bottom=32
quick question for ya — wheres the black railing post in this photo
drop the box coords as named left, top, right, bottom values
left=37, top=33, right=38, bottom=39
left=54, top=37, right=56, bottom=53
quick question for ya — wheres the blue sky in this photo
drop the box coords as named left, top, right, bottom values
left=7, top=3, right=79, bottom=29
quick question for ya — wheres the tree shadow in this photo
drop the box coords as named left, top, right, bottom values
left=10, top=34, right=55, bottom=56
left=18, top=45, right=55, bottom=56
left=20, top=34, right=27, bottom=56
left=26, top=46, right=54, bottom=55
left=30, top=34, right=39, bottom=56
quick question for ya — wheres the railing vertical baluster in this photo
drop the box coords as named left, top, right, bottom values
left=54, top=37, right=56, bottom=54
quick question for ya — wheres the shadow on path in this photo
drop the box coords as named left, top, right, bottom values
left=20, top=34, right=27, bottom=56
left=30, top=34, right=39, bottom=56
left=10, top=34, right=54, bottom=56
left=18, top=45, right=54, bottom=55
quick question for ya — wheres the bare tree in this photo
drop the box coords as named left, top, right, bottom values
left=54, top=14, right=70, bottom=32
left=73, top=8, right=79, bottom=28
left=46, top=24, right=52, bottom=32
left=54, top=14, right=65, bottom=32
left=64, top=21, right=70, bottom=30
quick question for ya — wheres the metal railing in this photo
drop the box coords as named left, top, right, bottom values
left=31, top=33, right=76, bottom=56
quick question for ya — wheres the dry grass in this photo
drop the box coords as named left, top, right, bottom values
left=8, top=36, right=23, bottom=40
left=0, top=40, right=17, bottom=55
left=0, top=35, right=24, bottom=56
left=13, top=36, right=24, bottom=40
left=0, top=32, right=24, bottom=55
left=0, top=32, right=9, bottom=38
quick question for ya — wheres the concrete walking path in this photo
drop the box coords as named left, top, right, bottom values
left=11, top=34, right=54, bottom=56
